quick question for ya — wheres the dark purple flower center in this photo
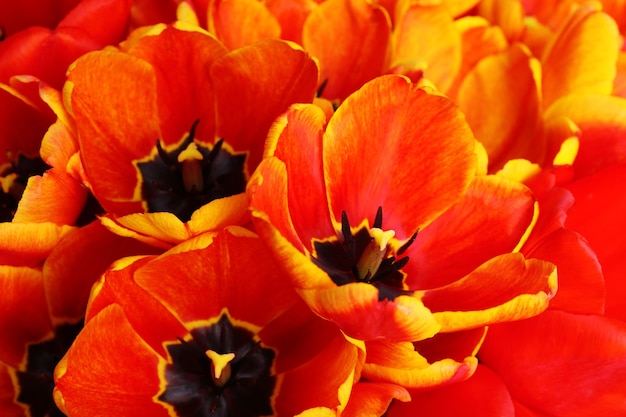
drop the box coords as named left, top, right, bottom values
left=16, top=320, right=83, bottom=417
left=311, top=207, right=417, bottom=301
left=137, top=121, right=247, bottom=222
left=159, top=313, right=276, bottom=417
left=0, top=153, right=49, bottom=222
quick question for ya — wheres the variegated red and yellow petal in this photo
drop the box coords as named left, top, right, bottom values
left=405, top=176, right=536, bottom=289
left=299, top=283, right=441, bottom=342
left=0, top=363, right=25, bottom=416
left=342, top=382, right=410, bottom=417
left=422, top=253, right=557, bottom=332
left=212, top=39, right=318, bottom=171
left=53, top=304, right=170, bottom=417
left=265, top=104, right=334, bottom=249
left=303, top=0, right=390, bottom=100
left=363, top=338, right=477, bottom=389
left=323, top=75, right=476, bottom=240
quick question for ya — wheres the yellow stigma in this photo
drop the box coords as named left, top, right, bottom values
left=177, top=142, right=204, bottom=192
left=205, top=350, right=235, bottom=387
left=356, top=227, right=395, bottom=280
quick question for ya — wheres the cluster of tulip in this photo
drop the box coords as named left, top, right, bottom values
left=1, top=0, right=626, bottom=416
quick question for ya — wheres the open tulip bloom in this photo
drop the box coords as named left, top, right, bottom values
left=3, top=1, right=626, bottom=416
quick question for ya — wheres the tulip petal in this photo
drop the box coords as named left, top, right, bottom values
left=342, top=382, right=410, bottom=417
left=0, top=267, right=52, bottom=368
left=208, top=0, right=281, bottom=50
left=299, top=283, right=441, bottom=342
left=457, top=43, right=542, bottom=170
left=54, top=304, right=170, bottom=417
left=266, top=0, right=317, bottom=44
left=363, top=339, right=477, bottom=388
left=405, top=176, right=536, bottom=289
left=0, top=364, right=25, bottom=416
left=0, top=223, right=74, bottom=267
left=302, top=0, right=390, bottom=100
left=69, top=49, right=160, bottom=214
left=265, top=104, right=335, bottom=250
left=134, top=227, right=299, bottom=328
left=324, top=75, right=476, bottom=240
left=212, top=39, right=318, bottom=170
left=392, top=4, right=461, bottom=93
left=385, top=365, right=515, bottom=417
left=423, top=253, right=557, bottom=332
left=566, top=164, right=626, bottom=322
left=480, top=311, right=626, bottom=417
left=541, top=4, right=620, bottom=107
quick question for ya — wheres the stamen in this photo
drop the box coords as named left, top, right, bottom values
left=397, top=230, right=418, bottom=255
left=373, top=206, right=383, bottom=229
left=205, top=350, right=235, bottom=387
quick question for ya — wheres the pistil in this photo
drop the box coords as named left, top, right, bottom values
left=177, top=142, right=204, bottom=193
left=205, top=350, right=235, bottom=387
left=356, top=227, right=396, bottom=281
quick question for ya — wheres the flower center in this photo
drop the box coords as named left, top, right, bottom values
left=311, top=207, right=417, bottom=301
left=159, top=312, right=276, bottom=417
left=0, top=153, right=49, bottom=222
left=16, top=321, right=83, bottom=417
left=137, top=121, right=247, bottom=222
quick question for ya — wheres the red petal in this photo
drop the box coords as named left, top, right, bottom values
left=405, top=176, right=536, bottom=289
left=566, top=164, right=626, bottom=321
left=342, top=382, right=410, bottom=417
left=0, top=364, right=24, bottom=416
left=0, top=0, right=79, bottom=37
left=266, top=0, right=317, bottom=44
left=323, top=75, right=477, bottom=241
left=385, top=365, right=515, bottom=417
left=480, top=311, right=626, bottom=416
left=58, top=0, right=131, bottom=46
left=54, top=304, right=170, bottom=417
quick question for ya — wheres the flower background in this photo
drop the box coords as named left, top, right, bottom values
left=1, top=0, right=626, bottom=416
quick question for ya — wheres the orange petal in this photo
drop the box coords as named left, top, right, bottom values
left=126, top=27, right=228, bottom=143
left=265, top=104, right=334, bottom=250
left=422, top=253, right=557, bottom=332
left=134, top=227, right=300, bottom=328
left=458, top=43, right=542, bottom=170
left=0, top=223, right=74, bottom=267
left=69, top=49, right=160, bottom=214
left=13, top=168, right=87, bottom=225
left=541, top=3, right=620, bottom=107
left=54, top=304, right=170, bottom=417
left=405, top=176, right=536, bottom=289
left=342, top=382, right=410, bottom=417
left=303, top=0, right=391, bottom=100
left=42, top=221, right=162, bottom=323
left=0, top=266, right=51, bottom=368
left=266, top=0, right=317, bottom=44
left=212, top=39, right=318, bottom=170
left=208, top=0, right=281, bottom=50
left=392, top=3, right=461, bottom=93
left=323, top=75, right=476, bottom=240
